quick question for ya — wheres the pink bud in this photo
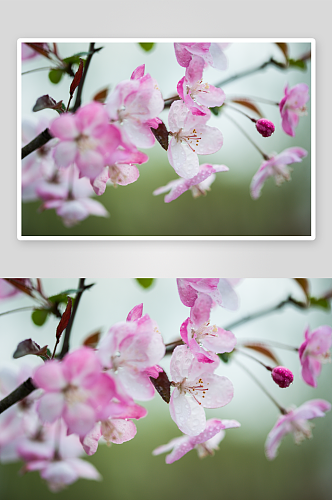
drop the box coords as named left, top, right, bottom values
left=271, top=366, right=294, bottom=388
left=255, top=119, right=275, bottom=137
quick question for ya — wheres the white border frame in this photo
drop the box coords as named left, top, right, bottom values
left=17, top=38, right=316, bottom=241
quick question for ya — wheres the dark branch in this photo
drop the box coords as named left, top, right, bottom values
left=59, top=278, right=86, bottom=359
left=21, top=44, right=101, bottom=160
left=21, top=128, right=53, bottom=160
left=71, top=43, right=97, bottom=113
left=0, top=279, right=89, bottom=414
left=0, top=377, right=36, bottom=415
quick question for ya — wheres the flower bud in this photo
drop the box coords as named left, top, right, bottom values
left=255, top=118, right=275, bottom=137
left=271, top=366, right=294, bottom=388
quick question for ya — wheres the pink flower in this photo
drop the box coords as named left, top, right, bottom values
left=169, top=346, right=233, bottom=436
left=255, top=119, right=275, bottom=138
left=33, top=347, right=116, bottom=437
left=250, top=147, right=308, bottom=199
left=299, top=325, right=332, bottom=387
left=97, top=308, right=165, bottom=401
left=177, top=56, right=225, bottom=116
left=49, top=102, right=123, bottom=181
left=174, top=43, right=229, bottom=71
left=105, top=65, right=164, bottom=149
left=38, top=164, right=109, bottom=227
left=265, top=399, right=331, bottom=460
left=91, top=149, right=148, bottom=196
left=22, top=43, right=49, bottom=61
left=271, top=366, right=294, bottom=388
left=22, top=118, right=56, bottom=201
left=153, top=163, right=228, bottom=203
left=180, top=294, right=236, bottom=364
left=167, top=101, right=223, bottom=179
left=0, top=279, right=31, bottom=300
left=177, top=278, right=240, bottom=310
left=279, top=83, right=309, bottom=137
left=23, top=421, right=101, bottom=492
left=153, top=418, right=240, bottom=464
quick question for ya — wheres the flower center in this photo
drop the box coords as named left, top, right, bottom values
left=76, top=134, right=96, bottom=152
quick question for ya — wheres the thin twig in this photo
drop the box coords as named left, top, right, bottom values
left=0, top=306, right=34, bottom=317
left=21, top=128, right=53, bottom=160
left=0, top=279, right=89, bottom=414
left=59, top=278, right=86, bottom=359
left=224, top=296, right=303, bottom=331
left=71, top=43, right=96, bottom=113
left=234, top=358, right=287, bottom=414
left=215, top=58, right=285, bottom=88
left=223, top=112, right=269, bottom=160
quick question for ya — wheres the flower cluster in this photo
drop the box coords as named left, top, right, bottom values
left=21, top=42, right=311, bottom=228
left=1, top=278, right=330, bottom=491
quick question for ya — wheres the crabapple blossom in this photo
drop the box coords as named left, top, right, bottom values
left=33, top=347, right=116, bottom=437
left=105, top=65, right=164, bottom=149
left=169, top=346, right=234, bottom=436
left=250, top=147, right=308, bottom=199
left=0, top=279, right=31, bottom=300
left=97, top=307, right=165, bottom=401
left=271, top=366, right=294, bottom=388
left=177, top=278, right=240, bottom=310
left=255, top=119, right=275, bottom=138
left=174, top=43, right=229, bottom=71
left=167, top=101, right=223, bottom=179
left=265, top=399, right=331, bottom=460
left=279, top=83, right=309, bottom=137
left=180, top=293, right=236, bottom=363
left=153, top=418, right=240, bottom=464
left=38, top=164, right=109, bottom=227
left=298, top=325, right=332, bottom=387
left=22, top=118, right=56, bottom=202
left=177, top=55, right=225, bottom=116
left=91, top=149, right=148, bottom=196
left=23, top=420, right=101, bottom=492
left=153, top=163, right=229, bottom=203
left=22, top=43, right=49, bottom=61
left=49, top=101, right=125, bottom=180
left=81, top=401, right=147, bottom=455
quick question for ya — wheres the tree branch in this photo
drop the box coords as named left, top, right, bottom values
left=59, top=278, right=86, bottom=359
left=0, top=279, right=89, bottom=414
left=21, top=44, right=101, bottom=160
left=21, top=128, right=53, bottom=159
left=0, top=377, right=36, bottom=415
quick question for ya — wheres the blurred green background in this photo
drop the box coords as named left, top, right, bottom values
left=20, top=41, right=312, bottom=237
left=0, top=278, right=331, bottom=498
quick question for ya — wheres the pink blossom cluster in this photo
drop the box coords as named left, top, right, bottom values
left=22, top=65, right=163, bottom=225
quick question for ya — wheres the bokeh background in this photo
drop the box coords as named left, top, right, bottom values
left=20, top=41, right=312, bottom=237
left=0, top=278, right=331, bottom=499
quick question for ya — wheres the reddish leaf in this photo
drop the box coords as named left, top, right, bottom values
left=93, top=87, right=109, bottom=103
left=4, top=279, right=34, bottom=297
left=25, top=43, right=51, bottom=59
left=33, top=94, right=63, bottom=112
left=83, top=330, right=101, bottom=349
left=151, top=120, right=169, bottom=151
left=242, top=343, right=280, bottom=365
left=70, top=59, right=84, bottom=96
left=293, top=278, right=310, bottom=299
left=275, top=43, right=289, bottom=61
left=13, top=339, right=49, bottom=359
left=230, top=99, right=263, bottom=118
left=56, top=297, right=72, bottom=339
left=150, top=369, right=171, bottom=403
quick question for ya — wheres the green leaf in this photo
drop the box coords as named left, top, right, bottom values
left=288, top=58, right=307, bottom=70
left=138, top=43, right=155, bottom=52
left=136, top=278, right=155, bottom=289
left=210, top=105, right=223, bottom=116
left=309, top=297, right=331, bottom=311
left=48, top=69, right=63, bottom=84
left=31, top=309, right=49, bottom=326
left=219, top=352, right=232, bottom=363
